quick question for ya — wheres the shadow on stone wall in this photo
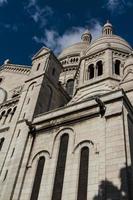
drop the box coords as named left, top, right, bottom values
left=93, top=166, right=133, bottom=200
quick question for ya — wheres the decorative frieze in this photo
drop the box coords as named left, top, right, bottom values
left=2, top=64, right=31, bottom=75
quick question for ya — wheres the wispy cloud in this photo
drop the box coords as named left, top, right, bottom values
left=26, top=0, right=53, bottom=27
left=33, top=20, right=102, bottom=54
left=0, top=23, right=18, bottom=32
left=105, top=0, right=133, bottom=13
left=0, top=0, right=7, bottom=6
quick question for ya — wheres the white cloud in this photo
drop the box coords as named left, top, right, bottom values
left=106, top=0, right=133, bottom=13
left=26, top=0, right=53, bottom=27
left=107, top=0, right=119, bottom=11
left=33, top=20, right=102, bottom=54
left=0, top=23, right=18, bottom=31
left=0, top=0, right=7, bottom=6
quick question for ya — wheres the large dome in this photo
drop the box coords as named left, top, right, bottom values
left=86, top=35, right=132, bottom=55
left=58, top=21, right=132, bottom=59
left=58, top=41, right=89, bottom=59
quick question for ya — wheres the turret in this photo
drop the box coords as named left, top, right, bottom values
left=81, top=29, right=92, bottom=44
left=102, top=21, right=113, bottom=36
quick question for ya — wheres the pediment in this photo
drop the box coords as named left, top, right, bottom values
left=32, top=46, right=51, bottom=60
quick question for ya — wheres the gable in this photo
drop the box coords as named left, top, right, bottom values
left=32, top=46, right=51, bottom=60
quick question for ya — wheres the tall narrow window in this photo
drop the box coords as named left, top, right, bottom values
left=30, top=156, right=45, bottom=200
left=37, top=63, right=41, bottom=71
left=52, top=134, right=69, bottom=200
left=114, top=60, right=121, bottom=75
left=52, top=68, right=55, bottom=76
left=97, top=61, right=103, bottom=76
left=0, top=137, right=5, bottom=151
left=88, top=64, right=94, bottom=79
left=77, top=147, right=89, bottom=200
left=47, top=86, right=53, bottom=111
left=3, top=169, right=8, bottom=181
left=66, top=79, right=74, bottom=96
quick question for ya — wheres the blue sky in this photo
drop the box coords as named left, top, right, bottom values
left=0, top=0, right=133, bottom=65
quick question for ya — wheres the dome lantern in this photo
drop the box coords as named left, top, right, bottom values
left=102, top=20, right=113, bottom=36
left=81, top=29, right=92, bottom=44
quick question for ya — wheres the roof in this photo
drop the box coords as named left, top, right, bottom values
left=58, top=41, right=89, bottom=59
left=58, top=33, right=132, bottom=60
left=86, top=35, right=132, bottom=55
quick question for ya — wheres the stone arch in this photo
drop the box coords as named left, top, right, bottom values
left=29, top=150, right=50, bottom=167
left=7, top=108, right=12, bottom=114
left=28, top=81, right=37, bottom=91
left=1, top=110, right=6, bottom=116
left=73, top=139, right=94, bottom=153
left=51, top=128, right=75, bottom=158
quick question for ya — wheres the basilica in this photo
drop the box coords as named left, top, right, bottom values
left=0, top=21, right=133, bottom=200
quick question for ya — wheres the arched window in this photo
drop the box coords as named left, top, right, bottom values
left=77, top=147, right=89, bottom=200
left=30, top=156, right=45, bottom=200
left=52, top=134, right=69, bottom=200
left=66, top=79, right=74, bottom=96
left=1, top=110, right=6, bottom=125
left=114, top=60, right=121, bottom=75
left=88, top=64, right=94, bottom=79
left=1, top=110, right=5, bottom=118
left=0, top=137, right=5, bottom=151
left=97, top=61, right=103, bottom=76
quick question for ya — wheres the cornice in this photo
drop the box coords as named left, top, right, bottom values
left=32, top=90, right=125, bottom=132
left=0, top=64, right=31, bottom=75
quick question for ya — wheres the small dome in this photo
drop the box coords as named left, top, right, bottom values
left=86, top=35, right=132, bottom=55
left=58, top=42, right=89, bottom=59
left=81, top=29, right=92, bottom=44
left=102, top=21, right=113, bottom=36
left=104, top=20, right=112, bottom=28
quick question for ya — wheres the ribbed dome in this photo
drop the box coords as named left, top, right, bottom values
left=58, top=41, right=89, bottom=59
left=86, top=35, right=132, bottom=55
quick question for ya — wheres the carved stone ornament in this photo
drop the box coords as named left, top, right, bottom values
left=12, top=86, right=22, bottom=98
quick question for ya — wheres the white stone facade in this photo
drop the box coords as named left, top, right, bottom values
left=0, top=22, right=133, bottom=200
